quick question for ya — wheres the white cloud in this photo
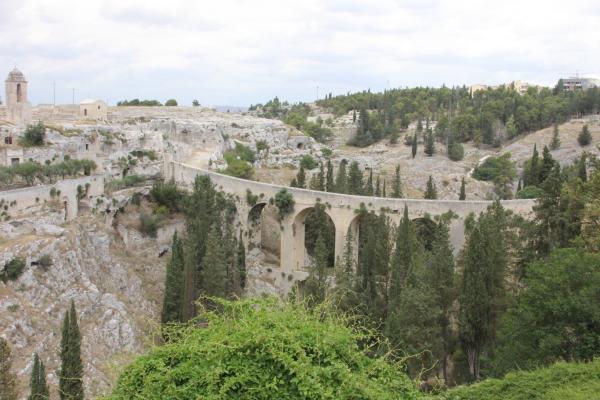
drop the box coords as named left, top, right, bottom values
left=1, top=0, right=599, bottom=106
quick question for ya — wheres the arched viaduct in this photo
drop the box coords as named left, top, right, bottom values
left=166, top=161, right=536, bottom=280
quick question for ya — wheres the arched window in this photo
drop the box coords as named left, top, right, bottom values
left=84, top=109, right=88, bottom=116
left=16, top=83, right=22, bottom=102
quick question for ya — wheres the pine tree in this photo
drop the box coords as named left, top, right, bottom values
left=411, top=134, right=418, bottom=158
left=424, top=129, right=435, bottom=156
left=391, top=165, right=403, bottom=198
left=348, top=161, right=364, bottom=195
left=200, top=225, right=228, bottom=298
left=0, top=337, right=17, bottom=400
left=459, top=177, right=466, bottom=200
left=59, top=300, right=84, bottom=400
left=578, top=124, right=592, bottom=146
left=335, top=159, right=348, bottom=193
left=161, top=232, right=185, bottom=324
left=29, top=353, right=49, bottom=400
left=550, top=123, right=561, bottom=150
left=424, top=176, right=438, bottom=199
left=325, top=160, right=334, bottom=192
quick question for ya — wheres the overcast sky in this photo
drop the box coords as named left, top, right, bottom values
left=1, top=0, right=599, bottom=107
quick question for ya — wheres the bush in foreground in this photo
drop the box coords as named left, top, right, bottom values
left=108, top=298, right=421, bottom=400
left=435, top=359, right=600, bottom=400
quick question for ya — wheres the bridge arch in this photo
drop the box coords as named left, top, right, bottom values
left=292, top=204, right=336, bottom=271
left=246, top=202, right=281, bottom=265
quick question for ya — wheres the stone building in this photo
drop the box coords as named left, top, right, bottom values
left=80, top=99, right=108, bottom=120
left=4, top=68, right=32, bottom=125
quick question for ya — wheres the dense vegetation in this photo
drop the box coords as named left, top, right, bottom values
left=19, top=121, right=46, bottom=147
left=437, top=359, right=600, bottom=400
left=315, top=84, right=600, bottom=147
left=110, top=298, right=421, bottom=400
left=116, top=99, right=163, bottom=106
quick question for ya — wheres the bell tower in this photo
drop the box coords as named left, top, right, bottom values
left=5, top=68, right=31, bottom=124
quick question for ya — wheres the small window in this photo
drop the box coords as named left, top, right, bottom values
left=11, top=158, right=20, bottom=166
left=85, top=143, right=89, bottom=150
left=98, top=105, right=101, bottom=110
left=84, top=109, right=87, bottom=116
left=4, top=136, right=12, bottom=145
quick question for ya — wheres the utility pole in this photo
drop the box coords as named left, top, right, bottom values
left=72, top=88, right=75, bottom=105
left=316, top=86, right=319, bottom=100
left=53, top=81, right=56, bottom=107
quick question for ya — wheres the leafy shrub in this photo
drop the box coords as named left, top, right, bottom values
left=19, top=121, right=46, bottom=146
left=274, top=188, right=294, bottom=218
left=139, top=212, right=159, bottom=238
left=234, top=143, right=256, bottom=163
left=448, top=142, right=464, bottom=161
left=516, top=185, right=544, bottom=199
left=150, top=180, right=183, bottom=212
left=246, top=189, right=258, bottom=206
left=37, top=254, right=53, bottom=270
left=117, top=99, right=162, bottom=106
left=255, top=140, right=269, bottom=154
left=300, top=154, right=318, bottom=170
left=108, top=298, right=420, bottom=400
left=1, top=257, right=26, bottom=282
left=164, top=99, right=178, bottom=106
left=223, top=152, right=254, bottom=179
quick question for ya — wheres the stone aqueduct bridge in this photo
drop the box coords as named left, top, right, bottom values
left=167, top=161, right=536, bottom=276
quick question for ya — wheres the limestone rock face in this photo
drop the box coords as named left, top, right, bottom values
left=0, top=216, right=168, bottom=398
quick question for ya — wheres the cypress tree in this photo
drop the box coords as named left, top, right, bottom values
left=331, top=231, right=357, bottom=312
left=29, top=353, right=49, bottom=400
left=352, top=109, right=356, bottom=123
left=577, top=154, right=587, bottom=182
left=325, top=160, right=334, bottom=192
left=459, top=177, right=466, bottom=200
left=516, top=179, right=522, bottom=193
left=200, top=225, right=228, bottom=298
left=392, top=165, right=403, bottom=198
left=459, top=202, right=508, bottom=380
left=295, top=165, right=306, bottom=189
left=304, top=233, right=329, bottom=306
left=385, top=206, right=419, bottom=344
left=375, top=175, right=381, bottom=197
left=426, top=223, right=456, bottom=381
left=382, top=178, right=387, bottom=197
left=236, top=232, right=246, bottom=290
left=290, top=177, right=298, bottom=187
left=317, top=162, right=325, bottom=191
left=335, top=160, right=348, bottom=193
left=365, top=169, right=374, bottom=196
left=59, top=300, right=84, bottom=400
left=424, top=176, right=438, bottom=199
left=0, top=337, right=17, bottom=400
left=526, top=144, right=540, bottom=187
left=540, top=145, right=556, bottom=183
left=411, top=134, right=418, bottom=158
left=161, top=232, right=185, bottom=324
left=424, top=129, right=435, bottom=156
left=550, top=123, right=561, bottom=150
left=347, top=161, right=364, bottom=195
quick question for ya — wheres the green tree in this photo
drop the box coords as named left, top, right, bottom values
left=424, top=176, right=437, bottom=199
left=0, top=337, right=17, bottom=400
left=424, top=129, right=435, bottom=156
left=578, top=124, right=592, bottom=146
left=236, top=232, right=246, bottom=290
left=59, top=300, right=84, bottom=400
left=29, top=353, right=49, bottom=400
left=375, top=175, right=381, bottom=197
left=540, top=145, right=556, bottom=184
left=165, top=99, right=178, bottom=106
left=365, top=169, right=374, bottom=196
left=161, top=232, right=185, bottom=324
left=411, top=134, right=417, bottom=158
left=303, top=233, right=329, bottom=306
left=335, top=160, right=348, bottom=193
left=19, top=121, right=46, bottom=146
left=325, top=160, right=334, bottom=192
left=577, top=153, right=587, bottom=182
left=550, top=123, right=561, bottom=150
left=459, top=177, right=466, bottom=200
left=200, top=225, right=228, bottom=299
left=459, top=203, right=508, bottom=380
left=347, top=161, right=363, bottom=195
left=391, top=165, right=403, bottom=198
left=496, top=249, right=600, bottom=374
left=331, top=231, right=358, bottom=312
left=294, top=165, right=306, bottom=188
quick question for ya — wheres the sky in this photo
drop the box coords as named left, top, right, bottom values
left=1, top=0, right=600, bottom=107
